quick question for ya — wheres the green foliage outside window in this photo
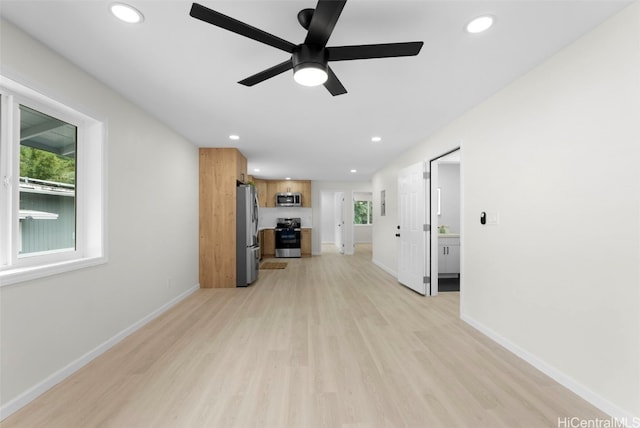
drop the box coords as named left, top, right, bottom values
left=354, top=200, right=373, bottom=225
left=20, top=146, right=75, bottom=185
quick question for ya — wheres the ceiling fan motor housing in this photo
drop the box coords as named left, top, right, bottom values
left=292, top=44, right=328, bottom=74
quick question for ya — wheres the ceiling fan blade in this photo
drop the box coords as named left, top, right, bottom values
left=304, top=0, right=347, bottom=48
left=190, top=3, right=296, bottom=53
left=238, top=60, right=294, bottom=86
left=324, top=67, right=347, bottom=96
left=328, top=41, right=424, bottom=61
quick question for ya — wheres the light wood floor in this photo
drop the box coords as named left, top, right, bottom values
left=3, top=244, right=607, bottom=427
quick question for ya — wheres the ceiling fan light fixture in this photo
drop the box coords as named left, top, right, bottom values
left=293, top=64, right=328, bottom=87
left=110, top=2, right=144, bottom=24
left=189, top=2, right=424, bottom=96
left=466, top=15, right=494, bottom=34
left=292, top=45, right=329, bottom=87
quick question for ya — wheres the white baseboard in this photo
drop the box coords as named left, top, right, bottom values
left=0, top=283, right=200, bottom=421
left=461, top=313, right=638, bottom=426
left=372, top=258, right=397, bottom=278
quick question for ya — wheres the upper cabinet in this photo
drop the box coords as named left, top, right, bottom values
left=265, top=180, right=312, bottom=207
left=251, top=178, right=268, bottom=208
left=247, top=177, right=311, bottom=208
left=247, top=179, right=311, bottom=208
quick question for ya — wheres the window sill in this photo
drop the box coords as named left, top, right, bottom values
left=0, top=256, right=107, bottom=287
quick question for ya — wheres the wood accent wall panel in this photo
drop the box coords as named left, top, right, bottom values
left=199, top=148, right=246, bottom=288
left=236, top=154, right=247, bottom=183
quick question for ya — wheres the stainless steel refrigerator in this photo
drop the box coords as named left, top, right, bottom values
left=236, top=184, right=259, bottom=287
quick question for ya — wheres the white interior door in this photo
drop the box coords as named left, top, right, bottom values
left=430, top=161, right=439, bottom=296
left=334, top=192, right=345, bottom=254
left=398, top=162, right=427, bottom=295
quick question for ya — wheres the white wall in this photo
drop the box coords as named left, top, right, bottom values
left=372, top=2, right=639, bottom=420
left=320, top=192, right=336, bottom=243
left=437, top=163, right=460, bottom=233
left=311, top=181, right=372, bottom=255
left=0, top=20, right=199, bottom=417
left=354, top=225, right=372, bottom=244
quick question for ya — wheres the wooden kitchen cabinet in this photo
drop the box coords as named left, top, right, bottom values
left=261, top=229, right=275, bottom=258
left=301, top=228, right=312, bottom=257
left=265, top=180, right=312, bottom=207
left=253, top=179, right=268, bottom=208
left=199, top=148, right=247, bottom=288
left=265, top=181, right=280, bottom=207
left=295, top=181, right=312, bottom=207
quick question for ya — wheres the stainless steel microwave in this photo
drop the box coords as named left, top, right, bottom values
left=275, top=192, right=302, bottom=207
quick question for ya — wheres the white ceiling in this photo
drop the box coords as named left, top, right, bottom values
left=0, top=1, right=630, bottom=181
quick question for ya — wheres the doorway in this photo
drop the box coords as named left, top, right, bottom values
left=334, top=192, right=345, bottom=254
left=319, top=191, right=346, bottom=254
left=429, top=149, right=461, bottom=295
left=353, top=191, right=373, bottom=253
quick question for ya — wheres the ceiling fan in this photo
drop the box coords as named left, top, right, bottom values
left=189, top=1, right=424, bottom=96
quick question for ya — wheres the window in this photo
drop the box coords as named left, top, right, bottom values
left=19, top=105, right=77, bottom=255
left=354, top=200, right=373, bottom=225
left=1, top=76, right=106, bottom=285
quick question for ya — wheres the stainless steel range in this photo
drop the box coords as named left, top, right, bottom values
left=275, top=217, right=301, bottom=258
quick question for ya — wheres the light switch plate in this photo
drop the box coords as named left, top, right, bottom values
left=486, top=212, right=499, bottom=225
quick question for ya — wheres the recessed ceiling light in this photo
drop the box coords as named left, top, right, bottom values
left=110, top=3, right=144, bottom=24
left=253, top=168, right=260, bottom=172
left=371, top=136, right=382, bottom=142
left=466, top=15, right=494, bottom=34
left=285, top=177, right=291, bottom=180
left=229, top=134, right=240, bottom=140
left=350, top=169, right=357, bottom=173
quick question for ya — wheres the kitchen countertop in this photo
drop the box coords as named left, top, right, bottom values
left=438, top=233, right=460, bottom=238
left=259, top=227, right=311, bottom=230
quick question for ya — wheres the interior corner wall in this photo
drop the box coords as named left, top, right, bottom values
left=372, top=2, right=640, bottom=419
left=0, top=19, right=199, bottom=415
